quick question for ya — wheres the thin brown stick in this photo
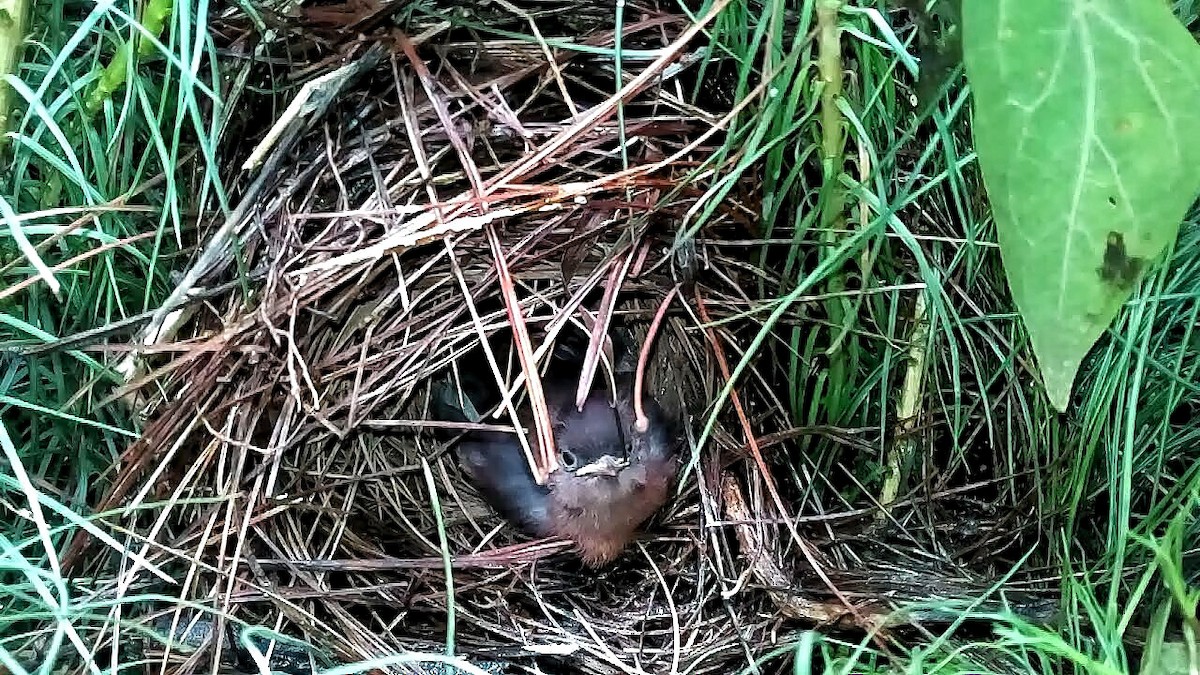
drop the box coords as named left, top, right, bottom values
left=486, top=224, right=559, bottom=483
left=577, top=250, right=633, bottom=409
left=0, top=231, right=157, bottom=303
left=634, top=284, right=678, bottom=433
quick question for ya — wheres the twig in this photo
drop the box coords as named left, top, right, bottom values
left=634, top=284, right=679, bottom=433
left=577, top=250, right=634, bottom=409
left=487, top=225, right=559, bottom=482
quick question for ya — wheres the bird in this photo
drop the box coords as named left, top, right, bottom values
left=430, top=329, right=679, bottom=566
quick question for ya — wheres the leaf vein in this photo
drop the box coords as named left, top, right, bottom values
left=1060, top=12, right=1098, bottom=316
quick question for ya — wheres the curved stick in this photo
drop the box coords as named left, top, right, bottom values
left=633, top=284, right=679, bottom=433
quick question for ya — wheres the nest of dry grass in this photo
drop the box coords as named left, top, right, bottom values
left=62, top=2, right=1058, bottom=673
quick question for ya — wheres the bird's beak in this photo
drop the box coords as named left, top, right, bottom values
left=575, top=455, right=628, bottom=478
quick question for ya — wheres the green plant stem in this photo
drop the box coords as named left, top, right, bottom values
left=85, top=0, right=173, bottom=116
left=0, top=0, right=29, bottom=141
left=816, top=0, right=849, bottom=420
left=879, top=292, right=928, bottom=515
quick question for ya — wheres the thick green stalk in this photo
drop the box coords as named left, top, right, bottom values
left=816, top=0, right=849, bottom=420
left=0, top=0, right=29, bottom=142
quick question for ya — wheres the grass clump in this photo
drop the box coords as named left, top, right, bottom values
left=1, top=0, right=223, bottom=668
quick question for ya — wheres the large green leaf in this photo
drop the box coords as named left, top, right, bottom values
left=962, top=0, right=1200, bottom=411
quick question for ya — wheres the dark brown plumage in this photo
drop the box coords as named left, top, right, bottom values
left=432, top=332, right=679, bottom=566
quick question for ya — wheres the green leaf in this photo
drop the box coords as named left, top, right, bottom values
left=962, top=0, right=1200, bottom=411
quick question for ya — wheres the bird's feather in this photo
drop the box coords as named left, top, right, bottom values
left=431, top=323, right=679, bottom=565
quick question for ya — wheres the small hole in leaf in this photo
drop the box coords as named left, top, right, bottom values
left=1107, top=196, right=1117, bottom=207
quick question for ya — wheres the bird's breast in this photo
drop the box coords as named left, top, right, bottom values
left=545, top=456, right=675, bottom=565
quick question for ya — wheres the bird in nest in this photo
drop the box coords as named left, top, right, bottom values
left=431, top=328, right=679, bottom=567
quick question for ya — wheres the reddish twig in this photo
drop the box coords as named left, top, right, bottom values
left=577, top=250, right=633, bottom=409
left=634, top=284, right=679, bottom=433
left=486, top=225, right=559, bottom=483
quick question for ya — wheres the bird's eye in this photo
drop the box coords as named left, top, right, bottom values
left=559, top=449, right=579, bottom=470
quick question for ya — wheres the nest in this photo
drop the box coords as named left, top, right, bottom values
left=60, top=3, right=1058, bottom=674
